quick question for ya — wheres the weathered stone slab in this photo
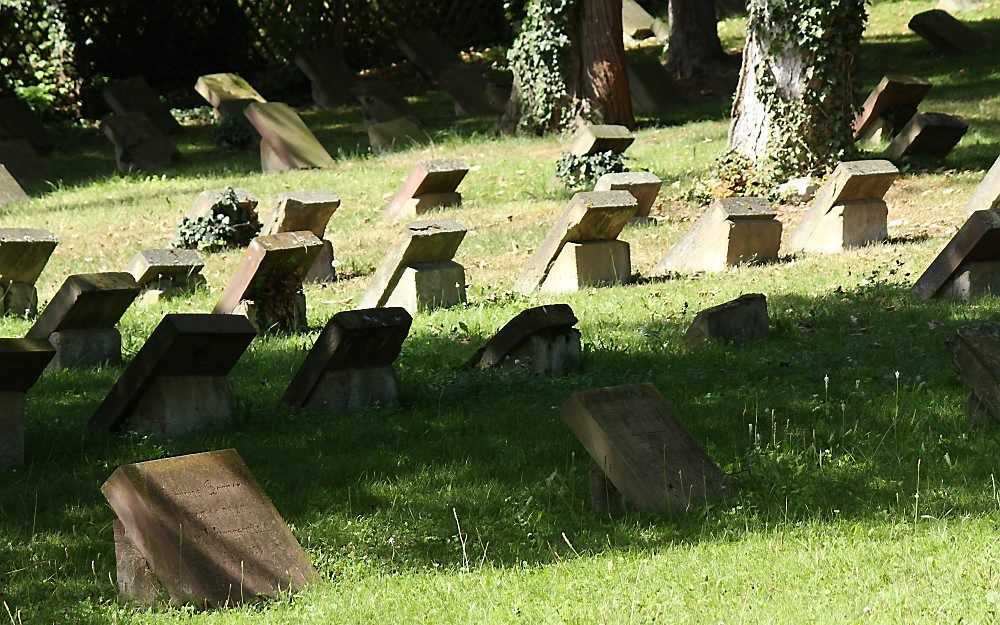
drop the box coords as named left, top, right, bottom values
left=436, top=64, right=503, bottom=117
left=908, top=9, right=987, bottom=54
left=125, top=249, right=206, bottom=296
left=684, top=293, right=769, bottom=349
left=100, top=112, right=179, bottom=173
left=622, top=0, right=668, bottom=40
left=366, top=117, right=429, bottom=155
left=101, top=449, right=320, bottom=607
left=912, top=210, right=1000, bottom=300
left=948, top=324, right=1000, bottom=426
left=89, top=314, right=255, bottom=436
left=0, top=228, right=58, bottom=318
left=627, top=57, right=677, bottom=116
left=0, top=338, right=55, bottom=468
left=967, top=156, right=1000, bottom=213
left=102, top=77, right=181, bottom=135
left=594, top=171, right=662, bottom=219
left=570, top=125, right=635, bottom=157
left=383, top=160, right=468, bottom=222
left=194, top=73, right=265, bottom=120
left=354, top=81, right=417, bottom=124
left=283, top=307, right=411, bottom=411
left=358, top=220, right=468, bottom=310
left=516, top=190, right=638, bottom=294
left=294, top=48, right=355, bottom=107
left=0, top=165, right=28, bottom=207
left=561, top=383, right=729, bottom=512
left=0, top=97, right=55, bottom=154
left=540, top=241, right=631, bottom=294
left=853, top=74, right=932, bottom=140
left=260, top=191, right=341, bottom=283
left=467, top=304, right=580, bottom=374
left=384, top=262, right=466, bottom=312
left=0, top=139, right=51, bottom=185
left=395, top=28, right=460, bottom=78
left=213, top=232, right=323, bottom=333
left=244, top=102, right=335, bottom=172
left=885, top=112, right=968, bottom=161
left=653, top=198, right=782, bottom=274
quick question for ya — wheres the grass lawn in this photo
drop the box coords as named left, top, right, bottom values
left=1, top=0, right=999, bottom=622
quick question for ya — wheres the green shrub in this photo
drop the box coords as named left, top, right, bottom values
left=555, top=150, right=626, bottom=189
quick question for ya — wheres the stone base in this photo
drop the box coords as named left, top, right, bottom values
left=302, top=366, right=398, bottom=412
left=47, top=328, right=122, bottom=371
left=858, top=117, right=893, bottom=146
left=505, top=329, right=582, bottom=375
left=233, top=292, right=308, bottom=333
left=0, top=391, right=26, bottom=468
left=791, top=200, right=888, bottom=254
left=385, top=261, right=466, bottom=314
left=113, top=519, right=164, bottom=607
left=589, top=465, right=622, bottom=512
left=938, top=261, right=1000, bottom=301
left=1, top=282, right=38, bottom=317
left=304, top=239, right=336, bottom=283
left=391, top=192, right=462, bottom=221
left=685, top=293, right=769, bottom=350
left=124, top=376, right=235, bottom=438
left=260, top=138, right=292, bottom=173
left=967, top=392, right=999, bottom=428
left=726, top=220, right=783, bottom=267
left=540, top=240, right=631, bottom=294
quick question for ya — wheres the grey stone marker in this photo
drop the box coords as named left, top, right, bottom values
left=786, top=160, right=899, bottom=254
left=194, top=72, right=266, bottom=121
left=260, top=191, right=341, bottom=283
left=89, top=314, right=256, bottom=437
left=383, top=160, right=468, bottom=223
left=100, top=112, right=179, bottom=173
left=853, top=74, right=932, bottom=142
left=570, top=125, right=635, bottom=157
left=0, top=339, right=55, bottom=468
left=125, top=249, right=206, bottom=303
left=0, top=97, right=55, bottom=154
left=244, top=102, right=335, bottom=172
left=366, top=117, right=429, bottom=155
left=966, top=156, right=1000, bottom=213
left=355, top=81, right=418, bottom=124
left=594, top=171, right=662, bottom=223
left=622, top=0, right=668, bottom=40
left=282, top=307, right=412, bottom=412
left=653, top=198, right=782, bottom=274
left=885, top=112, right=968, bottom=161
left=562, top=383, right=729, bottom=513
left=102, top=77, right=181, bottom=135
left=516, top=190, right=637, bottom=295
left=213, top=232, right=323, bottom=333
left=627, top=56, right=677, bottom=116
left=912, top=210, right=1000, bottom=301
left=908, top=9, right=987, bottom=54
left=0, top=165, right=28, bottom=207
left=0, top=139, right=51, bottom=185
left=467, top=304, right=581, bottom=375
left=948, top=324, right=1000, bottom=427
left=294, top=47, right=356, bottom=107
left=358, top=220, right=468, bottom=314
left=684, top=293, right=769, bottom=349
left=26, top=272, right=140, bottom=371
left=0, top=228, right=57, bottom=317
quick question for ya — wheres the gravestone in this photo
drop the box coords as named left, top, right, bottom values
left=102, top=77, right=181, bottom=135
left=354, top=81, right=417, bottom=124
left=885, top=112, right=968, bottom=161
left=516, top=191, right=637, bottom=295
left=26, top=272, right=140, bottom=371
left=561, top=383, right=728, bottom=512
left=294, top=48, right=355, bottom=107
left=89, top=314, right=256, bottom=437
left=243, top=102, right=335, bottom=172
left=948, top=324, right=1000, bottom=427
left=627, top=57, right=677, bottom=116
left=358, top=220, right=467, bottom=313
left=395, top=28, right=459, bottom=78
left=966, top=156, right=1000, bottom=213
left=0, top=339, right=55, bottom=468
left=853, top=75, right=932, bottom=142
left=594, top=171, right=662, bottom=223
left=0, top=139, right=51, bottom=185
left=101, top=449, right=320, bottom=607
left=0, top=228, right=58, bottom=317
left=786, top=160, right=899, bottom=254
left=100, top=113, right=179, bottom=173
left=570, top=125, right=635, bottom=157
left=213, top=232, right=323, bottom=333
left=125, top=249, right=207, bottom=302
left=260, top=191, right=341, bottom=282
left=0, top=165, right=28, bottom=208
left=194, top=73, right=266, bottom=121
left=912, top=210, right=1000, bottom=301
left=383, top=160, right=468, bottom=222
left=366, top=117, right=429, bottom=155
left=467, top=304, right=581, bottom=375
left=622, top=0, right=668, bottom=40
left=908, top=9, right=987, bottom=54
left=684, top=293, right=769, bottom=349
left=282, top=307, right=412, bottom=412
left=653, top=198, right=782, bottom=274
left=0, top=97, right=55, bottom=154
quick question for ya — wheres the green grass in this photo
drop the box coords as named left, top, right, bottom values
left=2, top=1, right=999, bottom=622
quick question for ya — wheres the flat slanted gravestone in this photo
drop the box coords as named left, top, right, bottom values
left=562, top=383, right=729, bottom=512
left=516, top=190, right=637, bottom=295
left=260, top=191, right=341, bottom=283
left=885, top=112, right=968, bottom=161
left=0, top=139, right=51, bottom=185
left=102, top=78, right=181, bottom=135
left=621, top=0, right=668, bottom=40
left=194, top=73, right=266, bottom=121
left=244, top=102, right=335, bottom=172
left=89, top=314, right=256, bottom=437
left=684, top=293, right=769, bottom=349
left=366, top=117, right=429, bottom=155
left=214, top=232, right=323, bottom=333
left=26, top=272, right=140, bottom=371
left=653, top=198, right=782, bottom=274
left=354, top=81, right=417, bottom=124
left=0, top=97, right=55, bottom=154
left=0, top=339, right=55, bottom=468
left=627, top=57, right=677, bottom=116
left=786, top=160, right=899, bottom=254
left=570, top=125, right=635, bottom=157
left=0, top=228, right=57, bottom=317
left=358, top=220, right=468, bottom=313
left=126, top=249, right=206, bottom=302
left=100, top=113, right=179, bottom=173
left=383, top=160, right=468, bottom=222
left=0, top=165, right=28, bottom=208
left=282, top=307, right=412, bottom=412
left=908, top=9, right=987, bottom=54
left=912, top=210, right=1000, bottom=301
left=967, top=156, right=1000, bottom=214
left=294, top=48, right=355, bottom=107
left=395, top=28, right=459, bottom=78
left=853, top=74, right=932, bottom=142
left=594, top=171, right=662, bottom=223
left=101, top=448, right=320, bottom=607
left=948, top=324, right=1000, bottom=427
left=467, top=304, right=581, bottom=375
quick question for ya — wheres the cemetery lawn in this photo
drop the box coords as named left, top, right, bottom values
left=1, top=1, right=999, bottom=622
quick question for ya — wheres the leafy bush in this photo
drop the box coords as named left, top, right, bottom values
left=173, top=187, right=261, bottom=250
left=555, top=150, right=626, bottom=189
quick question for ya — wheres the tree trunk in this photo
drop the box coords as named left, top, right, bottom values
left=727, top=26, right=775, bottom=163
left=664, top=0, right=728, bottom=80
left=578, top=0, right=635, bottom=127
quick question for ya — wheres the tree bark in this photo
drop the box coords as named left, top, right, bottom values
left=727, top=26, right=774, bottom=162
left=664, top=0, right=728, bottom=80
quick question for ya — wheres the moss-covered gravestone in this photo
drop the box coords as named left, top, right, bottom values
left=243, top=102, right=335, bottom=172
left=912, top=210, right=1000, bottom=301
left=100, top=112, right=179, bottom=173
left=102, top=77, right=181, bottom=135
left=194, top=73, right=266, bottom=121
left=467, top=304, right=581, bottom=375
left=260, top=191, right=341, bottom=283
left=0, top=339, right=55, bottom=468
left=570, top=125, right=635, bottom=157
left=383, top=160, right=468, bottom=222
left=0, top=228, right=58, bottom=317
